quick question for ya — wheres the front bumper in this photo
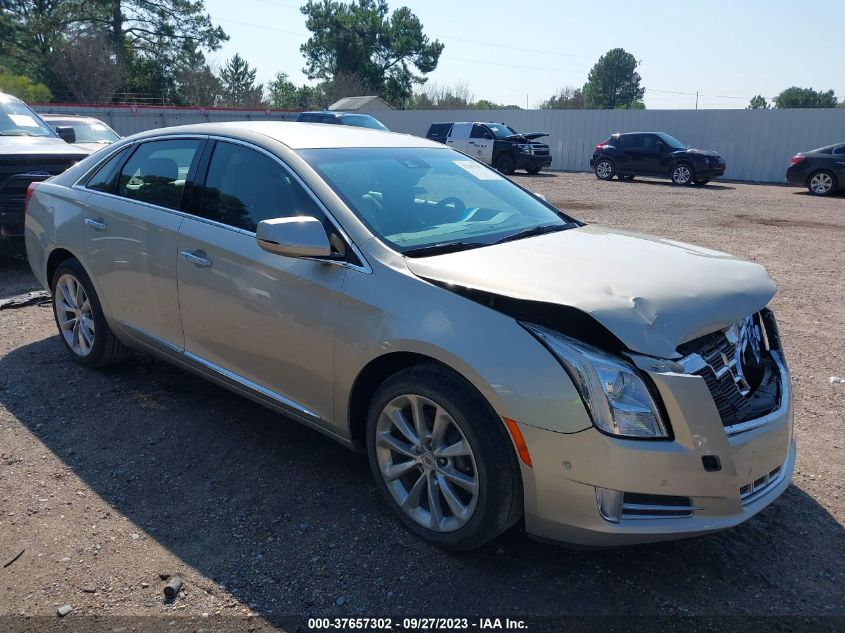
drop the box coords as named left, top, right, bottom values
left=517, top=358, right=793, bottom=546
left=517, top=153, right=553, bottom=171
left=696, top=164, right=726, bottom=179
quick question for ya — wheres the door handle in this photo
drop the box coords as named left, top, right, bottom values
left=180, top=250, right=212, bottom=268
left=84, top=218, right=107, bottom=231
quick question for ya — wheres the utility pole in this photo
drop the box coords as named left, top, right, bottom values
left=695, top=91, right=699, bottom=110
left=526, top=93, right=529, bottom=110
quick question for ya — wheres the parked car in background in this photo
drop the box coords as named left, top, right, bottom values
left=41, top=114, right=120, bottom=152
left=590, top=132, right=726, bottom=186
left=426, top=122, right=552, bottom=175
left=786, top=142, right=845, bottom=196
left=25, top=121, right=793, bottom=550
left=296, top=111, right=389, bottom=131
left=0, top=92, right=89, bottom=255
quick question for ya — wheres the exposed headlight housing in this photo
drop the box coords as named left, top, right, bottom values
left=523, top=324, right=668, bottom=438
left=517, top=144, right=533, bottom=154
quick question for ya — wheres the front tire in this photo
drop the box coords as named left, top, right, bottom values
left=495, top=154, right=516, bottom=175
left=366, top=364, right=521, bottom=550
left=594, top=158, right=615, bottom=180
left=807, top=170, right=837, bottom=196
left=51, top=258, right=131, bottom=367
left=671, top=163, right=694, bottom=185
left=526, top=165, right=543, bottom=175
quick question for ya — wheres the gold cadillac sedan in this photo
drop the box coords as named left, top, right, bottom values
left=24, top=122, right=794, bottom=549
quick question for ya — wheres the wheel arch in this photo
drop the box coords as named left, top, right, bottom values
left=46, top=246, right=83, bottom=286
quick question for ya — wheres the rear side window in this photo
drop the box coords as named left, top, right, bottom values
left=116, top=139, right=201, bottom=210
left=834, top=145, right=845, bottom=155
left=85, top=147, right=129, bottom=192
left=200, top=141, right=325, bottom=232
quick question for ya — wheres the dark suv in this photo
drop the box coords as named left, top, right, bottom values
left=1, top=92, right=89, bottom=254
left=590, top=132, right=725, bottom=186
left=296, top=111, right=388, bottom=131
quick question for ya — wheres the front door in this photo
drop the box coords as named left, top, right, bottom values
left=82, top=137, right=205, bottom=349
left=176, top=140, right=347, bottom=425
left=468, top=124, right=494, bottom=165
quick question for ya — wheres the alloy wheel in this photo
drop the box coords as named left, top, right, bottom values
left=596, top=161, right=613, bottom=179
left=55, top=273, right=95, bottom=356
left=672, top=165, right=692, bottom=184
left=809, top=172, right=833, bottom=195
left=374, top=394, right=479, bottom=533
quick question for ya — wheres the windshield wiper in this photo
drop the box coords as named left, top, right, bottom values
left=402, top=241, right=488, bottom=257
left=493, top=222, right=577, bottom=245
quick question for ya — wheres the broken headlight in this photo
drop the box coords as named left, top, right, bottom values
left=517, top=144, right=533, bottom=154
left=523, top=324, right=668, bottom=438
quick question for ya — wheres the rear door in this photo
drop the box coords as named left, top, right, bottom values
left=468, top=124, right=494, bottom=165
left=447, top=123, right=472, bottom=152
left=176, top=139, right=348, bottom=425
left=82, top=137, right=205, bottom=349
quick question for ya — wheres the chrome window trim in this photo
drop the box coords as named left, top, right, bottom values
left=72, top=133, right=372, bottom=274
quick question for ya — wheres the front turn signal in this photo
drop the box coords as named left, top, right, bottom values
left=503, top=417, right=533, bottom=468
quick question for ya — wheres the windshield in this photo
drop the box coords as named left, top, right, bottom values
left=658, top=133, right=686, bottom=150
left=0, top=96, right=55, bottom=137
left=301, top=147, right=577, bottom=254
left=340, top=115, right=388, bottom=131
left=47, top=119, right=119, bottom=143
left=487, top=124, right=517, bottom=139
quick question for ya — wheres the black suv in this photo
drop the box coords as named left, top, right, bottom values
left=1, top=92, right=89, bottom=254
left=296, top=111, right=388, bottom=131
left=590, top=132, right=725, bottom=186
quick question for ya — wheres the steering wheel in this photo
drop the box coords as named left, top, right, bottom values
left=434, top=196, right=467, bottom=221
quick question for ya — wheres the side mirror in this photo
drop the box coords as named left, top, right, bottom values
left=55, top=126, right=76, bottom=144
left=256, top=216, right=332, bottom=258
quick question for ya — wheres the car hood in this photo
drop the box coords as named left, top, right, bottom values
left=505, top=132, right=548, bottom=142
left=404, top=225, right=776, bottom=358
left=678, top=148, right=721, bottom=158
left=0, top=135, right=91, bottom=156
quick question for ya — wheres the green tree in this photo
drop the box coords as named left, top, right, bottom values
left=219, top=54, right=264, bottom=108
left=773, top=87, right=837, bottom=109
left=747, top=95, right=769, bottom=109
left=268, top=72, right=299, bottom=109
left=300, top=0, right=443, bottom=105
left=0, top=71, right=52, bottom=101
left=175, top=47, right=220, bottom=106
left=540, top=86, right=584, bottom=109
left=582, top=48, right=644, bottom=109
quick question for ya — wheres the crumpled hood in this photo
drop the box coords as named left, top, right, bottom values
left=505, top=132, right=548, bottom=141
left=405, top=225, right=776, bottom=358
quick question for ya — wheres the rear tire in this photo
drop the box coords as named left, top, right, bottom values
left=366, top=364, right=522, bottom=550
left=807, top=170, right=837, bottom=196
left=671, top=163, right=694, bottom=185
left=594, top=159, right=615, bottom=181
left=495, top=154, right=516, bottom=175
left=51, top=258, right=131, bottom=368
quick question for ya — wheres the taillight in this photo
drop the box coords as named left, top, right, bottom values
left=790, top=155, right=805, bottom=165
left=25, top=181, right=39, bottom=213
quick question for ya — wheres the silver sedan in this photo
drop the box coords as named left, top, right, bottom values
left=24, top=122, right=794, bottom=549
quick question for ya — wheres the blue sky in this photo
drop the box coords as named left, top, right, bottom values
left=203, top=0, right=845, bottom=109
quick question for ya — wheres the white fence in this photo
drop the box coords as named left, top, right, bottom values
left=34, top=104, right=845, bottom=183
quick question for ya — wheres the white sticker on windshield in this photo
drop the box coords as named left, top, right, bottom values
left=453, top=160, right=504, bottom=180
left=9, top=114, right=39, bottom=127
left=91, top=123, right=107, bottom=131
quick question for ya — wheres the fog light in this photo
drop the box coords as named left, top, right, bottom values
left=596, top=487, right=623, bottom=523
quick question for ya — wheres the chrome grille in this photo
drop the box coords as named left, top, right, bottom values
left=740, top=465, right=784, bottom=505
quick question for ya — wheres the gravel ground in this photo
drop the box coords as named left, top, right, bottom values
left=0, top=173, right=843, bottom=631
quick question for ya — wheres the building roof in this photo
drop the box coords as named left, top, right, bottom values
left=328, top=96, right=394, bottom=111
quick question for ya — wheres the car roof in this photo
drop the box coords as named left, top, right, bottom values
left=130, top=121, right=439, bottom=150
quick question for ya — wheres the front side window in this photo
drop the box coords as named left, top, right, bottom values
left=201, top=142, right=325, bottom=232
left=657, top=133, right=687, bottom=150
left=301, top=147, right=577, bottom=253
left=486, top=124, right=517, bottom=139
left=116, top=139, right=201, bottom=210
left=470, top=125, right=492, bottom=139
left=834, top=145, right=845, bottom=155
left=0, top=94, right=55, bottom=137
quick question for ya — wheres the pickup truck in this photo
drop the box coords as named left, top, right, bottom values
left=0, top=93, right=89, bottom=255
left=426, top=121, right=552, bottom=175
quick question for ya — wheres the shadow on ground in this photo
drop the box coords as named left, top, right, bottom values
left=1, top=336, right=843, bottom=624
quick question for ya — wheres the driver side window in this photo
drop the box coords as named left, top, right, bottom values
left=470, top=124, right=492, bottom=139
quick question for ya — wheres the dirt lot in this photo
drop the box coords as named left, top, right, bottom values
left=0, top=173, right=843, bottom=630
